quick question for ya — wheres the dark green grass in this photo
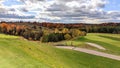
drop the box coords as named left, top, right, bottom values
left=98, top=35, right=120, bottom=41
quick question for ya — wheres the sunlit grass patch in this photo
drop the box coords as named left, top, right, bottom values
left=0, top=34, right=18, bottom=39
left=1, top=34, right=120, bottom=68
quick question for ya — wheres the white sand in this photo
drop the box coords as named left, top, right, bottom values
left=86, top=42, right=106, bottom=50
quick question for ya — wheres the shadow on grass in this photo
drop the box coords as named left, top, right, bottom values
left=98, top=35, right=120, bottom=41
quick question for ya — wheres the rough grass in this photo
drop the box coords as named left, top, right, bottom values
left=0, top=34, right=120, bottom=68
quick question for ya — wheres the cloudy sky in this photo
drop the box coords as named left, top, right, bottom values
left=0, top=0, right=120, bottom=23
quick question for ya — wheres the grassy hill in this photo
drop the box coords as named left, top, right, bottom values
left=0, top=34, right=120, bottom=68
left=76, top=33, right=120, bottom=55
left=58, top=33, right=120, bottom=54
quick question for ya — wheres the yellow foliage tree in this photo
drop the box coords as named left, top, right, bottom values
left=71, top=29, right=81, bottom=37
left=64, top=34, right=72, bottom=40
left=54, top=28, right=59, bottom=33
left=62, top=28, right=69, bottom=33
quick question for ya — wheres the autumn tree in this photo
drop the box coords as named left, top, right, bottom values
left=62, top=28, right=69, bottom=34
left=70, top=29, right=80, bottom=37
left=54, top=28, right=59, bottom=33
left=64, top=34, right=72, bottom=40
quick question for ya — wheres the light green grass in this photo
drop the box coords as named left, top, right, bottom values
left=75, top=33, right=120, bottom=55
left=0, top=34, right=120, bottom=68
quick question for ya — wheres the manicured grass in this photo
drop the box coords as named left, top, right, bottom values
left=75, top=33, right=120, bottom=55
left=0, top=34, right=120, bottom=68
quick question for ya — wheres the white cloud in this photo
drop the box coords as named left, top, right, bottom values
left=66, top=1, right=80, bottom=8
left=0, top=0, right=119, bottom=23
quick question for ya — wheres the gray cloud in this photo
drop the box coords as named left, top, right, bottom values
left=0, top=0, right=120, bottom=23
left=19, top=8, right=28, bottom=12
left=0, top=13, right=34, bottom=19
left=46, top=3, right=69, bottom=11
left=43, top=0, right=116, bottom=23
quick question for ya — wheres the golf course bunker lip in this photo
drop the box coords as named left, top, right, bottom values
left=56, top=46, right=120, bottom=61
left=86, top=42, right=106, bottom=50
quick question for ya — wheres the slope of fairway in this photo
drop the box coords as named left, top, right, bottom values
left=76, top=33, right=120, bottom=55
left=0, top=34, right=120, bottom=68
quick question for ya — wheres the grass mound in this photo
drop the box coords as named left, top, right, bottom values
left=0, top=34, right=120, bottom=68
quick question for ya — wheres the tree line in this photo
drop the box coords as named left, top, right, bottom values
left=39, top=22, right=120, bottom=34
left=0, top=23, right=86, bottom=42
left=5, top=21, right=119, bottom=34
